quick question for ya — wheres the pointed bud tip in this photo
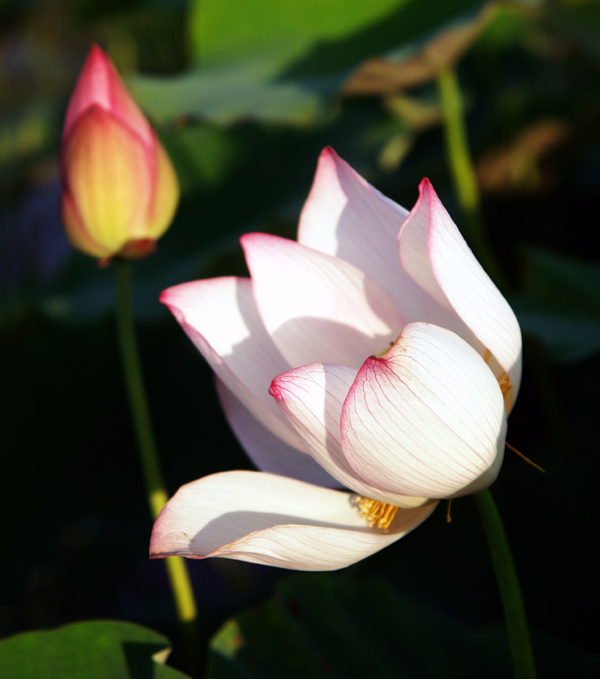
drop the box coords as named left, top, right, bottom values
left=268, top=378, right=285, bottom=400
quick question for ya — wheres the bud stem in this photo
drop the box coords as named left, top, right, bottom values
left=115, top=259, right=200, bottom=676
left=474, top=489, right=536, bottom=679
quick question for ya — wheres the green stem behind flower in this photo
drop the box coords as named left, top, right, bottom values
left=436, top=66, right=508, bottom=292
left=115, top=259, right=200, bottom=675
left=474, top=489, right=536, bottom=679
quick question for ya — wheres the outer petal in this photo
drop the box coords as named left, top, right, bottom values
left=398, top=179, right=522, bottom=413
left=61, top=106, right=151, bottom=253
left=215, top=378, right=341, bottom=488
left=150, top=471, right=436, bottom=571
left=242, top=232, right=404, bottom=369
left=297, top=147, right=463, bottom=330
left=60, top=190, right=112, bottom=259
left=63, top=44, right=153, bottom=147
left=270, top=363, right=431, bottom=509
left=161, top=277, right=304, bottom=452
left=145, top=134, right=179, bottom=238
left=342, top=323, right=507, bottom=499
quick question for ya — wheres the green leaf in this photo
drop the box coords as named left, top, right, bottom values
left=136, top=0, right=493, bottom=125
left=132, top=61, right=328, bottom=126
left=208, top=575, right=511, bottom=679
left=0, top=620, right=191, bottom=679
left=209, top=574, right=600, bottom=679
left=513, top=249, right=600, bottom=362
left=189, top=0, right=413, bottom=70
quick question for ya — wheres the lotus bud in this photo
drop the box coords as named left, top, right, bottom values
left=59, top=45, right=179, bottom=261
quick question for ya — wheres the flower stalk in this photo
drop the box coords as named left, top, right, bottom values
left=115, top=259, right=199, bottom=674
left=436, top=66, right=507, bottom=291
left=474, top=489, right=536, bottom=679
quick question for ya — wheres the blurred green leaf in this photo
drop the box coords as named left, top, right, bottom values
left=513, top=250, right=600, bottom=362
left=137, top=0, right=494, bottom=124
left=209, top=574, right=600, bottom=679
left=132, top=61, right=328, bottom=126
left=0, top=620, right=190, bottom=679
left=190, top=0, right=411, bottom=70
left=209, top=574, right=511, bottom=679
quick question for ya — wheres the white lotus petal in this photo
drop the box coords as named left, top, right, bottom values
left=161, top=277, right=303, bottom=451
left=342, top=323, right=507, bottom=499
left=242, top=233, right=404, bottom=368
left=270, top=363, right=431, bottom=509
left=398, top=179, right=522, bottom=413
left=297, top=147, right=465, bottom=329
left=150, top=471, right=436, bottom=571
left=216, top=378, right=341, bottom=488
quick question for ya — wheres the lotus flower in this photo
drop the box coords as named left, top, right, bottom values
left=60, top=45, right=179, bottom=260
left=150, top=148, right=521, bottom=571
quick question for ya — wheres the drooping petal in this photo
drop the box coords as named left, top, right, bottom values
left=63, top=44, right=153, bottom=147
left=242, top=232, right=404, bottom=369
left=161, top=277, right=304, bottom=451
left=342, top=323, right=507, bottom=499
left=297, top=147, right=463, bottom=329
left=216, top=378, right=341, bottom=488
left=150, top=471, right=436, bottom=571
left=398, top=179, right=522, bottom=413
left=61, top=106, right=152, bottom=253
left=270, top=363, right=431, bottom=509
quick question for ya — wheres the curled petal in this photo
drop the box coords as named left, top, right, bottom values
left=270, top=363, right=430, bottom=509
left=298, top=147, right=407, bottom=302
left=216, top=378, right=341, bottom=488
left=398, top=179, right=522, bottom=413
left=297, top=147, right=463, bottom=330
left=242, top=232, right=404, bottom=369
left=161, top=277, right=304, bottom=451
left=342, top=323, right=507, bottom=499
left=150, top=471, right=436, bottom=571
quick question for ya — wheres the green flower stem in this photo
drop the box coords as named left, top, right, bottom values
left=436, top=66, right=508, bottom=292
left=115, top=259, right=199, bottom=674
left=474, top=489, right=536, bottom=679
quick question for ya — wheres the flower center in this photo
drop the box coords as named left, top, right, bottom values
left=352, top=496, right=399, bottom=532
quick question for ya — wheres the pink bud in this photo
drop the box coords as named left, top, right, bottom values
left=59, top=45, right=179, bottom=260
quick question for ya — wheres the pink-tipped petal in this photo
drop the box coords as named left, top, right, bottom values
left=242, top=233, right=404, bottom=369
left=342, top=323, right=507, bottom=499
left=270, top=363, right=431, bottom=509
left=297, top=148, right=462, bottom=328
left=399, top=180, right=522, bottom=413
left=150, top=471, right=436, bottom=571
left=216, top=378, right=341, bottom=488
left=63, top=44, right=152, bottom=146
left=161, top=277, right=303, bottom=451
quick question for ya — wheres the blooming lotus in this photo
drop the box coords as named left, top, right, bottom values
left=150, top=148, right=521, bottom=571
left=60, top=45, right=179, bottom=260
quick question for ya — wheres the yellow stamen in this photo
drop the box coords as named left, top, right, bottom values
left=352, top=496, right=399, bottom=532
left=483, top=349, right=512, bottom=399
left=446, top=499, right=453, bottom=523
